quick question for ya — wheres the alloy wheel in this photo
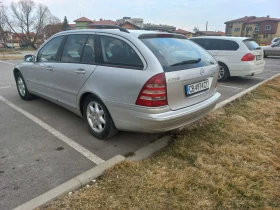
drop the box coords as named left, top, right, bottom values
left=17, top=77, right=26, bottom=96
left=86, top=101, right=106, bottom=133
left=218, top=65, right=225, bottom=79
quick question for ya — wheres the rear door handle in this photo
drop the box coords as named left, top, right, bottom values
left=75, top=69, right=86, bottom=75
left=46, top=66, right=53, bottom=71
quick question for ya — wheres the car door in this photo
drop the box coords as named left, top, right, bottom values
left=27, top=36, right=65, bottom=100
left=271, top=42, right=280, bottom=56
left=216, top=39, right=240, bottom=63
left=52, top=34, right=97, bottom=108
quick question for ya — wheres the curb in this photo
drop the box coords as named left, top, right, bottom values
left=127, top=136, right=170, bottom=161
left=128, top=73, right=280, bottom=162
left=214, top=72, right=280, bottom=111
left=13, top=155, right=125, bottom=210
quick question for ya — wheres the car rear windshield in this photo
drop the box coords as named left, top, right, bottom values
left=140, top=36, right=217, bottom=72
left=243, top=39, right=261, bottom=50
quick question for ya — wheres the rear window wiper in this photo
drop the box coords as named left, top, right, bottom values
left=170, top=58, right=201, bottom=66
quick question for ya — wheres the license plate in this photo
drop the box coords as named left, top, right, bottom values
left=185, top=80, right=209, bottom=96
left=256, top=55, right=262, bottom=60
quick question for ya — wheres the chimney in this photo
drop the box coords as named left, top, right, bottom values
left=100, top=18, right=103, bottom=21
left=245, top=16, right=247, bottom=17
left=267, top=15, right=270, bottom=18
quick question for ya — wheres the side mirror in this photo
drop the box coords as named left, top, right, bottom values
left=271, top=43, right=276, bottom=47
left=24, top=54, right=34, bottom=62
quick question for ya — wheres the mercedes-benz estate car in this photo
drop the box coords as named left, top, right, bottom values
left=190, top=36, right=265, bottom=81
left=14, top=27, right=221, bottom=139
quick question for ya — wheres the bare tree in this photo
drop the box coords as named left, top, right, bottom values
left=0, top=5, right=8, bottom=46
left=5, top=0, right=60, bottom=49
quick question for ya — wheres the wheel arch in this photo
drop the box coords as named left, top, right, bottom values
left=79, top=92, right=105, bottom=117
left=217, top=61, right=230, bottom=77
left=13, top=68, right=21, bottom=80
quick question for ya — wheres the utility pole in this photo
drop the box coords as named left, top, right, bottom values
left=206, top=21, right=208, bottom=32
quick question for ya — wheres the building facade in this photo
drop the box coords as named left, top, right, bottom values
left=143, top=23, right=176, bottom=31
left=225, top=16, right=280, bottom=45
left=225, top=16, right=256, bottom=37
left=194, top=31, right=225, bottom=37
left=116, top=17, right=144, bottom=28
left=174, top=29, right=193, bottom=38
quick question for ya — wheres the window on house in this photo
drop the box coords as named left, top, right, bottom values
left=246, top=27, right=253, bottom=31
left=265, top=25, right=271, bottom=30
left=263, top=34, right=268, bottom=38
left=234, top=28, right=240, bottom=32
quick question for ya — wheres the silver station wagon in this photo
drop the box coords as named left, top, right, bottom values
left=14, top=26, right=221, bottom=139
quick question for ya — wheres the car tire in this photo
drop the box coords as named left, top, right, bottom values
left=83, top=95, right=118, bottom=140
left=15, top=72, right=35, bottom=100
left=264, top=51, right=268, bottom=58
left=218, top=62, right=229, bottom=82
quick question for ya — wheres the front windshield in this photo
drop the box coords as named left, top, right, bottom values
left=141, top=37, right=216, bottom=72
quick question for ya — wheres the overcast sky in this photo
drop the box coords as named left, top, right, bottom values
left=4, top=0, right=280, bottom=32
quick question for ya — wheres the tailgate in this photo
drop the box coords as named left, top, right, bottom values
left=251, top=49, right=264, bottom=65
left=243, top=39, right=264, bottom=65
left=166, top=64, right=218, bottom=111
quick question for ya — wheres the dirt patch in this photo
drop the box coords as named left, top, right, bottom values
left=42, top=77, right=280, bottom=210
left=0, top=56, right=23, bottom=60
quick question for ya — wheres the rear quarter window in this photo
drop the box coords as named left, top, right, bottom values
left=243, top=39, right=261, bottom=50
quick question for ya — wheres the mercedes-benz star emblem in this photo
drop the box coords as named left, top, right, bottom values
left=200, top=68, right=205, bottom=75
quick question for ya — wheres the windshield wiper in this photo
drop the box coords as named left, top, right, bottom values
left=255, top=47, right=261, bottom=50
left=170, top=58, right=201, bottom=66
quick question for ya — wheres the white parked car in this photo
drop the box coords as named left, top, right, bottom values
left=190, top=37, right=265, bottom=81
left=262, top=41, right=280, bottom=57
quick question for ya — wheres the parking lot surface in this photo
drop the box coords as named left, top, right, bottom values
left=0, top=57, right=279, bottom=209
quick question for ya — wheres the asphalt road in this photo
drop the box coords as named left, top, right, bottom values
left=0, top=57, right=279, bottom=210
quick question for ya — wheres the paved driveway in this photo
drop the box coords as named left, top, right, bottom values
left=0, top=57, right=279, bottom=210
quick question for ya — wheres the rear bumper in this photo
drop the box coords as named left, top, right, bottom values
left=228, top=60, right=265, bottom=76
left=105, top=92, right=221, bottom=133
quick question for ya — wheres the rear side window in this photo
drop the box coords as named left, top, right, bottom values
left=192, top=39, right=239, bottom=51
left=99, top=36, right=143, bottom=69
left=81, top=35, right=95, bottom=64
left=243, top=39, right=261, bottom=50
left=191, top=39, right=220, bottom=50
left=219, top=40, right=239, bottom=51
left=141, top=37, right=216, bottom=72
left=61, top=34, right=88, bottom=63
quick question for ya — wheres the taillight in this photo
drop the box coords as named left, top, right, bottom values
left=241, top=53, right=255, bottom=61
left=136, top=73, right=167, bottom=107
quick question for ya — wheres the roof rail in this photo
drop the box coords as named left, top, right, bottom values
left=88, top=24, right=130, bottom=33
left=142, top=27, right=174, bottom=33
